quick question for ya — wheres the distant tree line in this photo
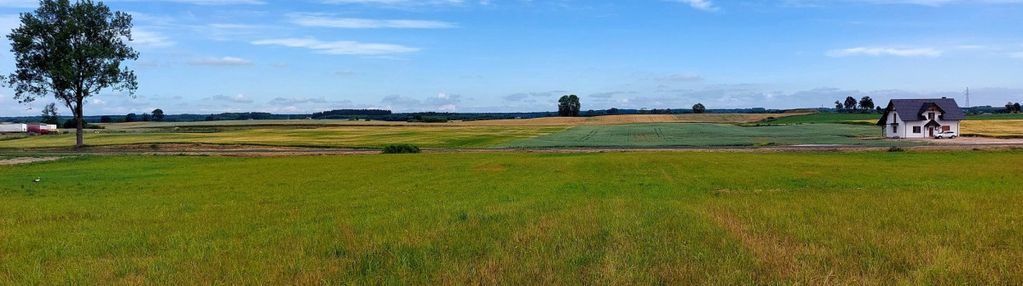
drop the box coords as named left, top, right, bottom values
left=311, top=109, right=393, bottom=119
left=833, top=96, right=878, bottom=113
left=1006, top=102, right=1022, bottom=113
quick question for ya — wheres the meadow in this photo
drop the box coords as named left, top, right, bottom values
left=1, top=152, right=1021, bottom=284
left=503, top=123, right=894, bottom=148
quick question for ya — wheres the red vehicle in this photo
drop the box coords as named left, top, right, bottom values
left=26, top=123, right=58, bottom=135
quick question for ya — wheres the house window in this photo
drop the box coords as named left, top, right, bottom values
left=928, top=113, right=935, bottom=120
left=942, top=126, right=951, bottom=132
left=913, top=126, right=921, bottom=133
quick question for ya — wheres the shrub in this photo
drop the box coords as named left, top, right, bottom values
left=887, top=146, right=904, bottom=152
left=382, top=144, right=421, bottom=154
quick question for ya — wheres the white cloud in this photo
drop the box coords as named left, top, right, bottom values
left=288, top=13, right=455, bottom=29
left=669, top=0, right=717, bottom=11
left=827, top=47, right=943, bottom=57
left=252, top=37, right=419, bottom=55
left=787, top=0, right=1023, bottom=6
left=189, top=56, right=253, bottom=66
left=207, top=94, right=254, bottom=104
left=131, top=28, right=175, bottom=47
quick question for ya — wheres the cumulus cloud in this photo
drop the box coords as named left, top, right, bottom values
left=827, top=47, right=943, bottom=57
left=252, top=37, right=419, bottom=56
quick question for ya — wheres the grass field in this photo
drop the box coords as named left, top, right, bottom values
left=503, top=123, right=894, bottom=148
left=0, top=126, right=567, bottom=149
left=1, top=152, right=1021, bottom=284
left=961, top=120, right=1023, bottom=138
left=761, top=113, right=880, bottom=125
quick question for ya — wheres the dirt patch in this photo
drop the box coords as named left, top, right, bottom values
left=0, top=157, right=62, bottom=166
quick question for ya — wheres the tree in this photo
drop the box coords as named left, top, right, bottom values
left=834, top=100, right=843, bottom=111
left=141, top=112, right=151, bottom=122
left=99, top=115, right=111, bottom=123
left=1015, top=103, right=1022, bottom=113
left=844, top=96, right=858, bottom=112
left=1007, top=102, right=1017, bottom=113
left=6, top=0, right=139, bottom=149
left=125, top=113, right=137, bottom=122
left=151, top=108, right=164, bottom=121
left=692, top=103, right=706, bottom=114
left=41, top=102, right=59, bottom=124
left=557, top=95, right=581, bottom=117
left=859, top=96, right=875, bottom=112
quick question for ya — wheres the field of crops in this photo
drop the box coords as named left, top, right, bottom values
left=1, top=152, right=1020, bottom=284
left=761, top=113, right=880, bottom=125
left=961, top=120, right=1023, bottom=138
left=503, top=123, right=894, bottom=148
left=0, top=126, right=567, bottom=149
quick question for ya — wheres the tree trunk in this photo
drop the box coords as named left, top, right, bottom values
left=75, top=99, right=84, bottom=150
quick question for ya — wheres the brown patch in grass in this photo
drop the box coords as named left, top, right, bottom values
left=707, top=209, right=800, bottom=283
left=0, top=156, right=62, bottom=165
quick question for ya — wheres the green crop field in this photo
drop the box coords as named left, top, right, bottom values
left=1, top=152, right=1020, bottom=284
left=502, top=123, right=897, bottom=148
left=0, top=126, right=567, bottom=149
left=761, top=113, right=881, bottom=125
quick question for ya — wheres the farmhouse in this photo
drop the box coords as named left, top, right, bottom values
left=876, top=98, right=965, bottom=139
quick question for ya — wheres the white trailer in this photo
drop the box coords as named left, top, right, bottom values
left=0, top=123, right=28, bottom=133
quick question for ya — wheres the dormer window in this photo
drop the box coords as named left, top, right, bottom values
left=928, top=113, right=935, bottom=120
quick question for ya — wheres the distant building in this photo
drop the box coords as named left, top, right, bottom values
left=0, top=123, right=28, bottom=133
left=876, top=98, right=965, bottom=139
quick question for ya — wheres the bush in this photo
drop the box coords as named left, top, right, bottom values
left=382, top=144, right=421, bottom=154
left=887, top=146, right=904, bottom=152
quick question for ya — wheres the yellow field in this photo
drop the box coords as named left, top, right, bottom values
left=96, top=113, right=805, bottom=130
left=961, top=120, right=1023, bottom=138
left=456, top=113, right=807, bottom=126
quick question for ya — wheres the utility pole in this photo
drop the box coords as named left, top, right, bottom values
left=965, top=87, right=971, bottom=109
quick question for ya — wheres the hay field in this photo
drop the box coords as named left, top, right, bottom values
left=0, top=126, right=567, bottom=149
left=961, top=120, right=1023, bottom=138
left=457, top=113, right=806, bottom=126
left=1, top=152, right=1021, bottom=284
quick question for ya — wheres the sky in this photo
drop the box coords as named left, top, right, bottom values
left=0, top=0, right=1022, bottom=116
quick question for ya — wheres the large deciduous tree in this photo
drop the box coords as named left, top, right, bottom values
left=692, top=103, right=706, bottom=114
left=6, top=0, right=139, bottom=148
left=843, top=96, right=858, bottom=112
left=859, top=96, right=875, bottom=112
left=558, top=95, right=581, bottom=117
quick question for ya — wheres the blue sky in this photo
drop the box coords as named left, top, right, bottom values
left=1, top=0, right=1022, bottom=116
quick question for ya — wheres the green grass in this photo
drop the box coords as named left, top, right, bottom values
left=0, top=126, right=567, bottom=149
left=1, top=152, right=1021, bottom=284
left=501, top=123, right=898, bottom=148
left=761, top=113, right=881, bottom=124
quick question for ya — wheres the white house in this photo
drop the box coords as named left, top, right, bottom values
left=876, top=98, right=965, bottom=139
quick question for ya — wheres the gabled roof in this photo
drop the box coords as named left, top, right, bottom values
left=876, top=98, right=965, bottom=125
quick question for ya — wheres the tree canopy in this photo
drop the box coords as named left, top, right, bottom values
left=6, top=0, right=139, bottom=148
left=692, top=103, right=706, bottom=114
left=558, top=95, right=581, bottom=117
